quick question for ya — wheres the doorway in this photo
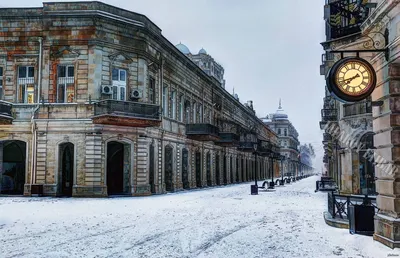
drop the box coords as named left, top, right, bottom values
left=182, top=149, right=189, bottom=189
left=206, top=152, right=212, bottom=186
left=196, top=152, right=202, bottom=187
left=59, top=142, right=74, bottom=196
left=215, top=154, right=220, bottom=185
left=1, top=141, right=26, bottom=195
left=149, top=144, right=155, bottom=193
left=107, top=141, right=128, bottom=195
left=164, top=146, right=174, bottom=192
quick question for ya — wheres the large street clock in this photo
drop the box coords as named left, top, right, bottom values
left=327, top=57, right=377, bottom=102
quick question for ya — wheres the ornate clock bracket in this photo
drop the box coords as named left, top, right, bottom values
left=328, top=28, right=389, bottom=61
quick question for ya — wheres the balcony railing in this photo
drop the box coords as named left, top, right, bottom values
left=237, top=141, right=258, bottom=152
left=186, top=123, right=220, bottom=141
left=0, top=101, right=13, bottom=124
left=325, top=0, right=371, bottom=40
left=321, top=108, right=337, bottom=121
left=93, top=99, right=161, bottom=127
left=215, top=132, right=240, bottom=146
left=323, top=133, right=332, bottom=142
left=343, top=101, right=372, bottom=117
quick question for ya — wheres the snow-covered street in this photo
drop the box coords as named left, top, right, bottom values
left=0, top=176, right=398, bottom=258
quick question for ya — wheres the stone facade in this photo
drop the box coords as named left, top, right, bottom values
left=261, top=100, right=301, bottom=177
left=0, top=2, right=280, bottom=197
left=320, top=0, right=400, bottom=248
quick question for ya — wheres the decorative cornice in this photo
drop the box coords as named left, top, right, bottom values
left=361, top=0, right=400, bottom=34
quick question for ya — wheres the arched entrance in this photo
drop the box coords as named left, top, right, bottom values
left=195, top=151, right=202, bottom=187
left=182, top=148, right=190, bottom=189
left=230, top=156, right=234, bottom=183
left=358, top=133, right=375, bottom=195
left=206, top=152, right=212, bottom=186
left=164, top=146, right=174, bottom=192
left=236, top=158, right=239, bottom=183
left=149, top=144, right=155, bottom=193
left=1, top=140, right=26, bottom=195
left=241, top=158, right=245, bottom=181
left=107, top=141, right=130, bottom=195
left=223, top=155, right=227, bottom=184
left=59, top=142, right=74, bottom=196
left=215, top=154, right=220, bottom=185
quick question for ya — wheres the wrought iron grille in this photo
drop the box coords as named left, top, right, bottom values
left=217, top=132, right=240, bottom=142
left=94, top=100, right=161, bottom=120
left=343, top=101, right=372, bottom=117
left=185, top=123, right=219, bottom=136
left=328, top=192, right=378, bottom=219
left=0, top=101, right=12, bottom=118
left=321, top=108, right=338, bottom=121
left=325, top=0, right=371, bottom=40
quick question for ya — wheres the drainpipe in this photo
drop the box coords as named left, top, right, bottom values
left=29, top=37, right=43, bottom=193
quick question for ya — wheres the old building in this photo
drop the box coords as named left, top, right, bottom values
left=261, top=100, right=301, bottom=177
left=175, top=43, right=226, bottom=89
left=0, top=2, right=281, bottom=197
left=319, top=0, right=400, bottom=248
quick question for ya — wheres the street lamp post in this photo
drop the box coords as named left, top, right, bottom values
left=254, top=143, right=258, bottom=186
left=251, top=143, right=258, bottom=195
left=280, top=155, right=285, bottom=185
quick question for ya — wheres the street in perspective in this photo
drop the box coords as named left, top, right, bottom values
left=1, top=0, right=400, bottom=257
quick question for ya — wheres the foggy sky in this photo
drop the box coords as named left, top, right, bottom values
left=1, top=0, right=326, bottom=170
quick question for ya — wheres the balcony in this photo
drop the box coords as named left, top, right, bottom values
left=320, top=121, right=328, bottom=130
left=321, top=108, right=337, bottom=122
left=237, top=141, right=258, bottom=152
left=93, top=100, right=161, bottom=127
left=323, top=133, right=332, bottom=143
left=325, top=0, right=371, bottom=40
left=185, top=123, right=220, bottom=141
left=343, top=101, right=372, bottom=117
left=0, top=101, right=13, bottom=124
left=215, top=132, right=240, bottom=147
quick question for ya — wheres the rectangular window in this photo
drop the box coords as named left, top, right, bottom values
left=198, top=104, right=203, bottom=123
left=17, top=66, right=35, bottom=103
left=179, top=95, right=184, bottom=122
left=149, top=77, right=155, bottom=104
left=0, top=67, right=3, bottom=100
left=192, top=102, right=197, bottom=123
left=162, top=86, right=168, bottom=117
left=57, top=65, right=75, bottom=103
left=170, top=90, right=176, bottom=119
left=112, top=68, right=127, bottom=101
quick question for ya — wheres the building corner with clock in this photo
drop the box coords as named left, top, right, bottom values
left=320, top=0, right=400, bottom=249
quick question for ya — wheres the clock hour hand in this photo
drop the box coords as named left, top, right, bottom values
left=339, top=74, right=360, bottom=84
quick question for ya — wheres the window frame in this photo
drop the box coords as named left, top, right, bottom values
left=170, top=90, right=176, bottom=120
left=0, top=67, right=3, bottom=100
left=57, top=64, right=75, bottom=103
left=162, top=86, right=168, bottom=117
left=112, top=68, right=127, bottom=101
left=149, top=77, right=155, bottom=104
left=179, top=94, right=184, bottom=122
left=17, top=66, right=35, bottom=104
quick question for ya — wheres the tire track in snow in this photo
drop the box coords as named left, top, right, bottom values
left=105, top=227, right=185, bottom=258
left=192, top=217, right=267, bottom=257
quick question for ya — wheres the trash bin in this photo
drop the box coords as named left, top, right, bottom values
left=251, top=185, right=258, bottom=195
left=348, top=204, right=375, bottom=236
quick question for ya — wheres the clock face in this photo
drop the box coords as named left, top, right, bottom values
left=327, top=57, right=377, bottom=102
left=335, top=60, right=373, bottom=96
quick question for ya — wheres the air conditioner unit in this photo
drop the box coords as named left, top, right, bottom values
left=131, top=89, right=143, bottom=99
left=101, top=85, right=113, bottom=95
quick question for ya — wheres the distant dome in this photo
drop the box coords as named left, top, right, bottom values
left=175, top=43, right=191, bottom=55
left=199, top=48, right=207, bottom=54
left=273, top=99, right=288, bottom=120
